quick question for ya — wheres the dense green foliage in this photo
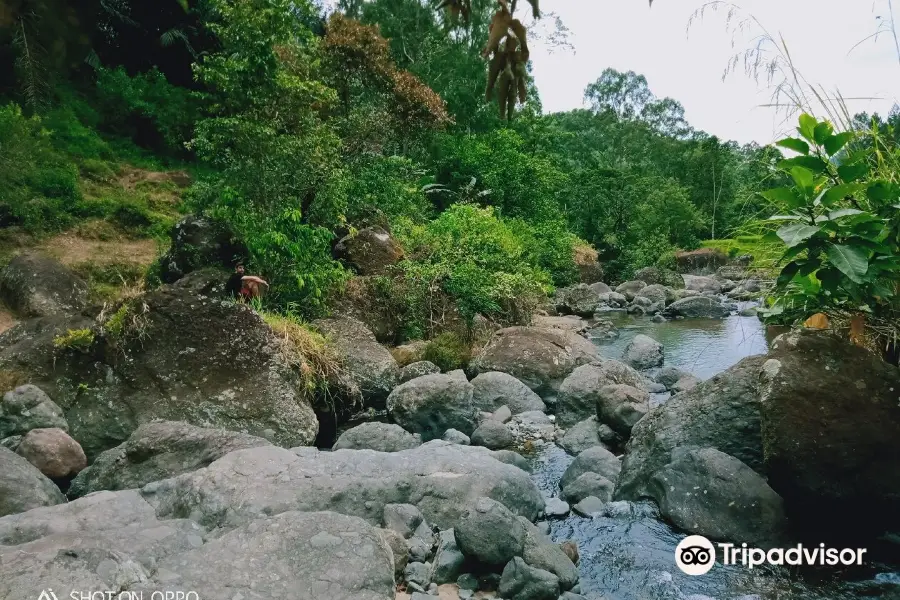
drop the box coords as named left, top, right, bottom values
left=2, top=0, right=896, bottom=350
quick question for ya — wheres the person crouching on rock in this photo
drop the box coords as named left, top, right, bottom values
left=226, top=263, right=269, bottom=301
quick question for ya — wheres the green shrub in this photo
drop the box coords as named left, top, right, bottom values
left=421, top=333, right=471, bottom=372
left=53, top=328, right=96, bottom=352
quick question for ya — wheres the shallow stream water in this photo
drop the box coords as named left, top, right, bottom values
left=529, top=310, right=900, bottom=600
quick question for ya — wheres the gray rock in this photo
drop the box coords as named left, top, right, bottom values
left=0, top=251, right=88, bottom=317
left=470, top=327, right=601, bottom=398
left=383, top=503, right=425, bottom=539
left=400, top=361, right=442, bottom=383
left=0, top=435, right=21, bottom=451
left=0, top=287, right=320, bottom=461
left=560, top=593, right=589, bottom=600
left=597, top=384, right=650, bottom=437
left=654, top=367, right=691, bottom=390
left=560, top=445, right=621, bottom=489
left=377, top=527, right=409, bottom=577
left=15, top=427, right=86, bottom=480
left=615, top=356, right=767, bottom=501
left=0, top=384, right=68, bottom=439
left=605, top=291, right=628, bottom=307
left=442, top=429, right=471, bottom=445
left=69, top=421, right=272, bottom=498
left=313, top=316, right=400, bottom=408
left=648, top=447, right=787, bottom=545
left=646, top=382, right=667, bottom=393
left=0, top=445, right=65, bottom=516
left=739, top=306, right=759, bottom=317
left=623, top=334, right=664, bottom=369
left=448, top=369, right=468, bottom=381
left=492, top=405, right=513, bottom=423
left=634, top=267, right=684, bottom=289
left=471, top=372, right=547, bottom=415
left=561, top=472, right=614, bottom=504
left=572, top=496, right=606, bottom=517
left=682, top=274, right=722, bottom=294
left=555, top=361, right=646, bottom=428
left=554, top=284, right=601, bottom=317
left=588, top=282, right=611, bottom=295
left=499, top=557, right=560, bottom=600
left=470, top=420, right=514, bottom=449
left=558, top=417, right=601, bottom=456
left=157, top=215, right=242, bottom=283
left=458, top=572, right=479, bottom=590
left=387, top=374, right=477, bottom=441
left=651, top=314, right=666, bottom=323
left=491, top=449, right=532, bottom=473
left=519, top=517, right=578, bottom=590
left=585, top=318, right=619, bottom=341
left=333, top=421, right=422, bottom=452
left=454, top=497, right=526, bottom=566
left=132, top=510, right=395, bottom=600
left=636, top=283, right=671, bottom=307
left=666, top=296, right=730, bottom=319
left=614, top=280, right=647, bottom=301
left=760, top=330, right=900, bottom=535
left=333, top=226, right=404, bottom=276
left=405, top=561, right=431, bottom=587
left=544, top=497, right=570, bottom=517
left=672, top=375, right=700, bottom=393
left=532, top=315, right=590, bottom=335
left=142, top=441, right=544, bottom=530
left=430, top=529, right=465, bottom=584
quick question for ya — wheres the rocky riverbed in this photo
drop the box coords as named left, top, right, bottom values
left=1, top=250, right=899, bottom=600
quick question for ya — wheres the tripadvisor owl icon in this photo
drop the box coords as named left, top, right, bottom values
left=675, top=535, right=716, bottom=575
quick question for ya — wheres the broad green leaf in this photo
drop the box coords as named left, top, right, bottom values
left=867, top=181, right=900, bottom=202
left=798, top=259, right=822, bottom=276
left=837, top=163, right=868, bottom=182
left=781, top=244, right=809, bottom=261
left=822, top=183, right=863, bottom=206
left=790, top=166, right=814, bottom=190
left=826, top=244, right=869, bottom=284
left=762, top=188, right=803, bottom=208
left=798, top=114, right=817, bottom=142
left=777, top=223, right=820, bottom=247
left=813, top=122, right=833, bottom=145
left=778, top=156, right=829, bottom=174
left=827, top=208, right=864, bottom=220
left=777, top=261, right=802, bottom=285
left=776, top=138, right=810, bottom=155
left=824, top=132, right=854, bottom=156
left=766, top=214, right=803, bottom=221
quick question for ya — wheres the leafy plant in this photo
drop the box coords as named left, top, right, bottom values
left=421, top=332, right=471, bottom=372
left=53, top=328, right=96, bottom=352
left=760, top=114, right=900, bottom=327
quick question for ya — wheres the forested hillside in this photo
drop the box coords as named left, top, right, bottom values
left=1, top=0, right=898, bottom=355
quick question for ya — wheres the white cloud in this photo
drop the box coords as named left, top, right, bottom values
left=528, top=0, right=900, bottom=144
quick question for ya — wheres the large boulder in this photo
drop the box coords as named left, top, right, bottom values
left=470, top=420, right=514, bottom=449
left=470, top=371, right=546, bottom=415
left=0, top=251, right=87, bottom=317
left=386, top=374, right=477, bottom=441
left=648, top=447, right=787, bottom=545
left=634, top=267, right=684, bottom=289
left=623, top=334, right=664, bottom=369
left=68, top=421, right=272, bottom=498
left=313, top=317, right=400, bottom=408
left=634, top=284, right=670, bottom=308
left=0, top=287, right=319, bottom=460
left=554, top=284, right=600, bottom=317
left=142, top=441, right=544, bottom=530
left=561, top=472, right=614, bottom=504
left=519, top=517, right=578, bottom=590
left=16, top=427, right=86, bottom=480
left=615, top=356, right=767, bottom=500
left=759, top=330, right=900, bottom=535
left=157, top=215, right=246, bottom=284
left=558, top=417, right=601, bottom=456
left=555, top=360, right=646, bottom=427
left=0, top=445, right=65, bottom=516
left=399, top=360, right=441, bottom=383
left=665, top=296, right=731, bottom=319
left=333, top=421, right=422, bottom=452
left=682, top=274, right=723, bottom=294
left=0, top=384, right=68, bottom=439
left=674, top=248, right=727, bottom=274
left=454, top=497, right=526, bottom=566
left=470, top=327, right=601, bottom=398
left=560, top=445, right=622, bottom=489
left=499, top=557, right=560, bottom=600
left=596, top=384, right=650, bottom=437
left=614, top=280, right=646, bottom=301
left=333, top=226, right=404, bottom=276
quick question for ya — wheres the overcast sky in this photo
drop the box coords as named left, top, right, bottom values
left=526, top=0, right=900, bottom=145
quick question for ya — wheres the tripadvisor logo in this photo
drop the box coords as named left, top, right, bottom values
left=675, top=535, right=868, bottom=575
